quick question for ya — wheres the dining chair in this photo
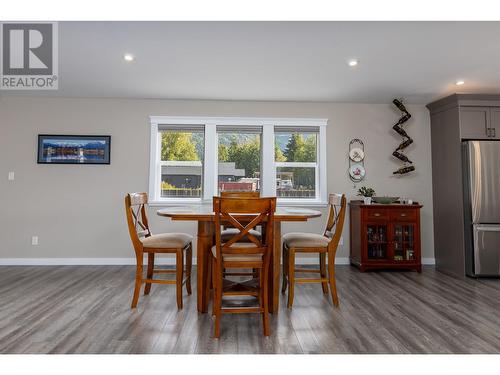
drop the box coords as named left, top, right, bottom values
left=220, top=191, right=261, bottom=243
left=211, top=196, right=276, bottom=338
left=281, top=193, right=346, bottom=308
left=125, top=192, right=193, bottom=310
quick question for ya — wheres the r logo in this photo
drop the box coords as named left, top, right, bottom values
left=2, top=23, right=53, bottom=75
left=1, top=22, right=58, bottom=89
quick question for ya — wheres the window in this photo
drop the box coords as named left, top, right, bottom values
left=149, top=117, right=327, bottom=205
left=217, top=126, right=262, bottom=193
left=156, top=125, right=204, bottom=200
left=275, top=128, right=318, bottom=199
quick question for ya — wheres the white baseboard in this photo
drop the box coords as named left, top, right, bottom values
left=0, top=257, right=436, bottom=266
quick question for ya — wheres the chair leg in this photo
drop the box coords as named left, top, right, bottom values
left=327, top=253, right=339, bottom=307
left=211, top=256, right=216, bottom=317
left=214, top=260, right=222, bottom=339
left=281, top=245, right=288, bottom=294
left=131, top=252, right=143, bottom=309
left=176, top=250, right=184, bottom=310
left=144, top=252, right=154, bottom=295
left=261, top=262, right=270, bottom=336
left=186, top=244, right=192, bottom=295
left=319, top=252, right=328, bottom=294
left=287, top=249, right=296, bottom=309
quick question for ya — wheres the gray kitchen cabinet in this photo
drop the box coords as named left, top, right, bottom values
left=460, top=107, right=490, bottom=139
left=490, top=108, right=500, bottom=139
left=427, top=94, right=500, bottom=277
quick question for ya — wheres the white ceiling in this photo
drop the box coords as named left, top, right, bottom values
left=4, top=21, right=500, bottom=104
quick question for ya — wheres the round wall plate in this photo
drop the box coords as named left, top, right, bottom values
left=349, top=163, right=366, bottom=181
left=349, top=147, right=365, bottom=162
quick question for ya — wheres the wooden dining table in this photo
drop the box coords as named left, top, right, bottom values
left=157, top=205, right=321, bottom=313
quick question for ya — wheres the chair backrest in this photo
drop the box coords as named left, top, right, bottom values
left=324, top=193, right=347, bottom=255
left=220, top=191, right=261, bottom=229
left=220, top=191, right=260, bottom=198
left=213, top=197, right=276, bottom=259
left=125, top=192, right=151, bottom=255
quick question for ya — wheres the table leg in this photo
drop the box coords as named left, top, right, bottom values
left=268, top=221, right=282, bottom=313
left=197, top=221, right=214, bottom=313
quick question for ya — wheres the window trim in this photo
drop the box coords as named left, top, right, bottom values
left=149, top=116, right=328, bottom=206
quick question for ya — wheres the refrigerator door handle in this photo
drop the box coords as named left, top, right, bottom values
left=474, top=225, right=500, bottom=231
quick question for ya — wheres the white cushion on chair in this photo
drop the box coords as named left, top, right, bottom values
left=141, top=233, right=192, bottom=249
left=220, top=228, right=262, bottom=242
left=282, top=232, right=330, bottom=249
left=211, top=243, right=263, bottom=262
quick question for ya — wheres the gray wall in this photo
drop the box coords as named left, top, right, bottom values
left=0, top=96, right=434, bottom=262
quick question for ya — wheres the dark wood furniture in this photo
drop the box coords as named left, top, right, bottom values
left=427, top=94, right=500, bottom=277
left=211, top=196, right=276, bottom=337
left=282, top=194, right=346, bottom=308
left=349, top=200, right=423, bottom=272
left=220, top=191, right=261, bottom=278
left=125, top=193, right=193, bottom=309
left=157, top=206, right=321, bottom=313
left=220, top=191, right=262, bottom=243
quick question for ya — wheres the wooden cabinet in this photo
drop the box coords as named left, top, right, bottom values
left=349, top=201, right=423, bottom=272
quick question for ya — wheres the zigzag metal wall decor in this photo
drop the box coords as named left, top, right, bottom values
left=392, top=99, right=415, bottom=175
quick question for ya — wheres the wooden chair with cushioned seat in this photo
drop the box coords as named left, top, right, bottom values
left=220, top=191, right=261, bottom=243
left=211, top=196, right=276, bottom=338
left=220, top=191, right=262, bottom=278
left=125, top=192, right=193, bottom=310
left=281, top=193, right=346, bottom=308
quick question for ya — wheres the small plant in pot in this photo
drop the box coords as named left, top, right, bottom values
left=357, top=186, right=376, bottom=205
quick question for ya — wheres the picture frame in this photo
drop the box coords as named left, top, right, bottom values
left=37, top=135, right=111, bottom=165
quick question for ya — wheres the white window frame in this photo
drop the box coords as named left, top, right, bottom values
left=149, top=116, right=328, bottom=206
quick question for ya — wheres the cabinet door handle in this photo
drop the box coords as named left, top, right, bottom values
left=493, top=128, right=496, bottom=138
left=373, top=213, right=381, bottom=217
left=487, top=128, right=492, bottom=137
left=400, top=213, right=407, bottom=217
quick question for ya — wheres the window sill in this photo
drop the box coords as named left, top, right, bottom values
left=149, top=199, right=203, bottom=207
left=276, top=199, right=328, bottom=208
left=149, top=199, right=328, bottom=208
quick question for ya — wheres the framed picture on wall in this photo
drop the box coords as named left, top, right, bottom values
left=37, top=135, right=111, bottom=164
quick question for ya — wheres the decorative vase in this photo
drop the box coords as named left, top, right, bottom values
left=363, top=197, right=372, bottom=205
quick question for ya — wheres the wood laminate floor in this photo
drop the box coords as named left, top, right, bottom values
left=0, top=265, right=499, bottom=354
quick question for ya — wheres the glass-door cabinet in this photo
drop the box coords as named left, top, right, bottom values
left=392, top=223, right=416, bottom=261
left=349, top=201, right=422, bottom=272
left=367, top=224, right=389, bottom=260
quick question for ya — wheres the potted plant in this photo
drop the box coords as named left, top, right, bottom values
left=357, top=186, right=376, bottom=205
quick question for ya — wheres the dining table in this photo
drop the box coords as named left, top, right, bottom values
left=157, top=205, right=322, bottom=313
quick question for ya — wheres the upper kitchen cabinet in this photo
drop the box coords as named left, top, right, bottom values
left=459, top=107, right=490, bottom=139
left=491, top=108, right=500, bottom=139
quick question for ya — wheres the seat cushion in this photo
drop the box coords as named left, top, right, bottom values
left=211, top=243, right=263, bottom=262
left=220, top=228, right=262, bottom=243
left=282, top=232, right=330, bottom=249
left=141, top=233, right=192, bottom=249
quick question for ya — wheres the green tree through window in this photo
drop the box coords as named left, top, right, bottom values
left=161, top=132, right=203, bottom=161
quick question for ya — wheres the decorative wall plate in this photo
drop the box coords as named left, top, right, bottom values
left=349, top=147, right=365, bottom=162
left=348, top=139, right=366, bottom=182
left=349, top=163, right=366, bottom=181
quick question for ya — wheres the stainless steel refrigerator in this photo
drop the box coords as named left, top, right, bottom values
left=463, top=141, right=500, bottom=276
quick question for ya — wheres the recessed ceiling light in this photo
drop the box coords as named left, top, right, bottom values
left=348, top=59, right=358, bottom=67
left=456, top=80, right=465, bottom=86
left=124, top=53, right=134, bottom=62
